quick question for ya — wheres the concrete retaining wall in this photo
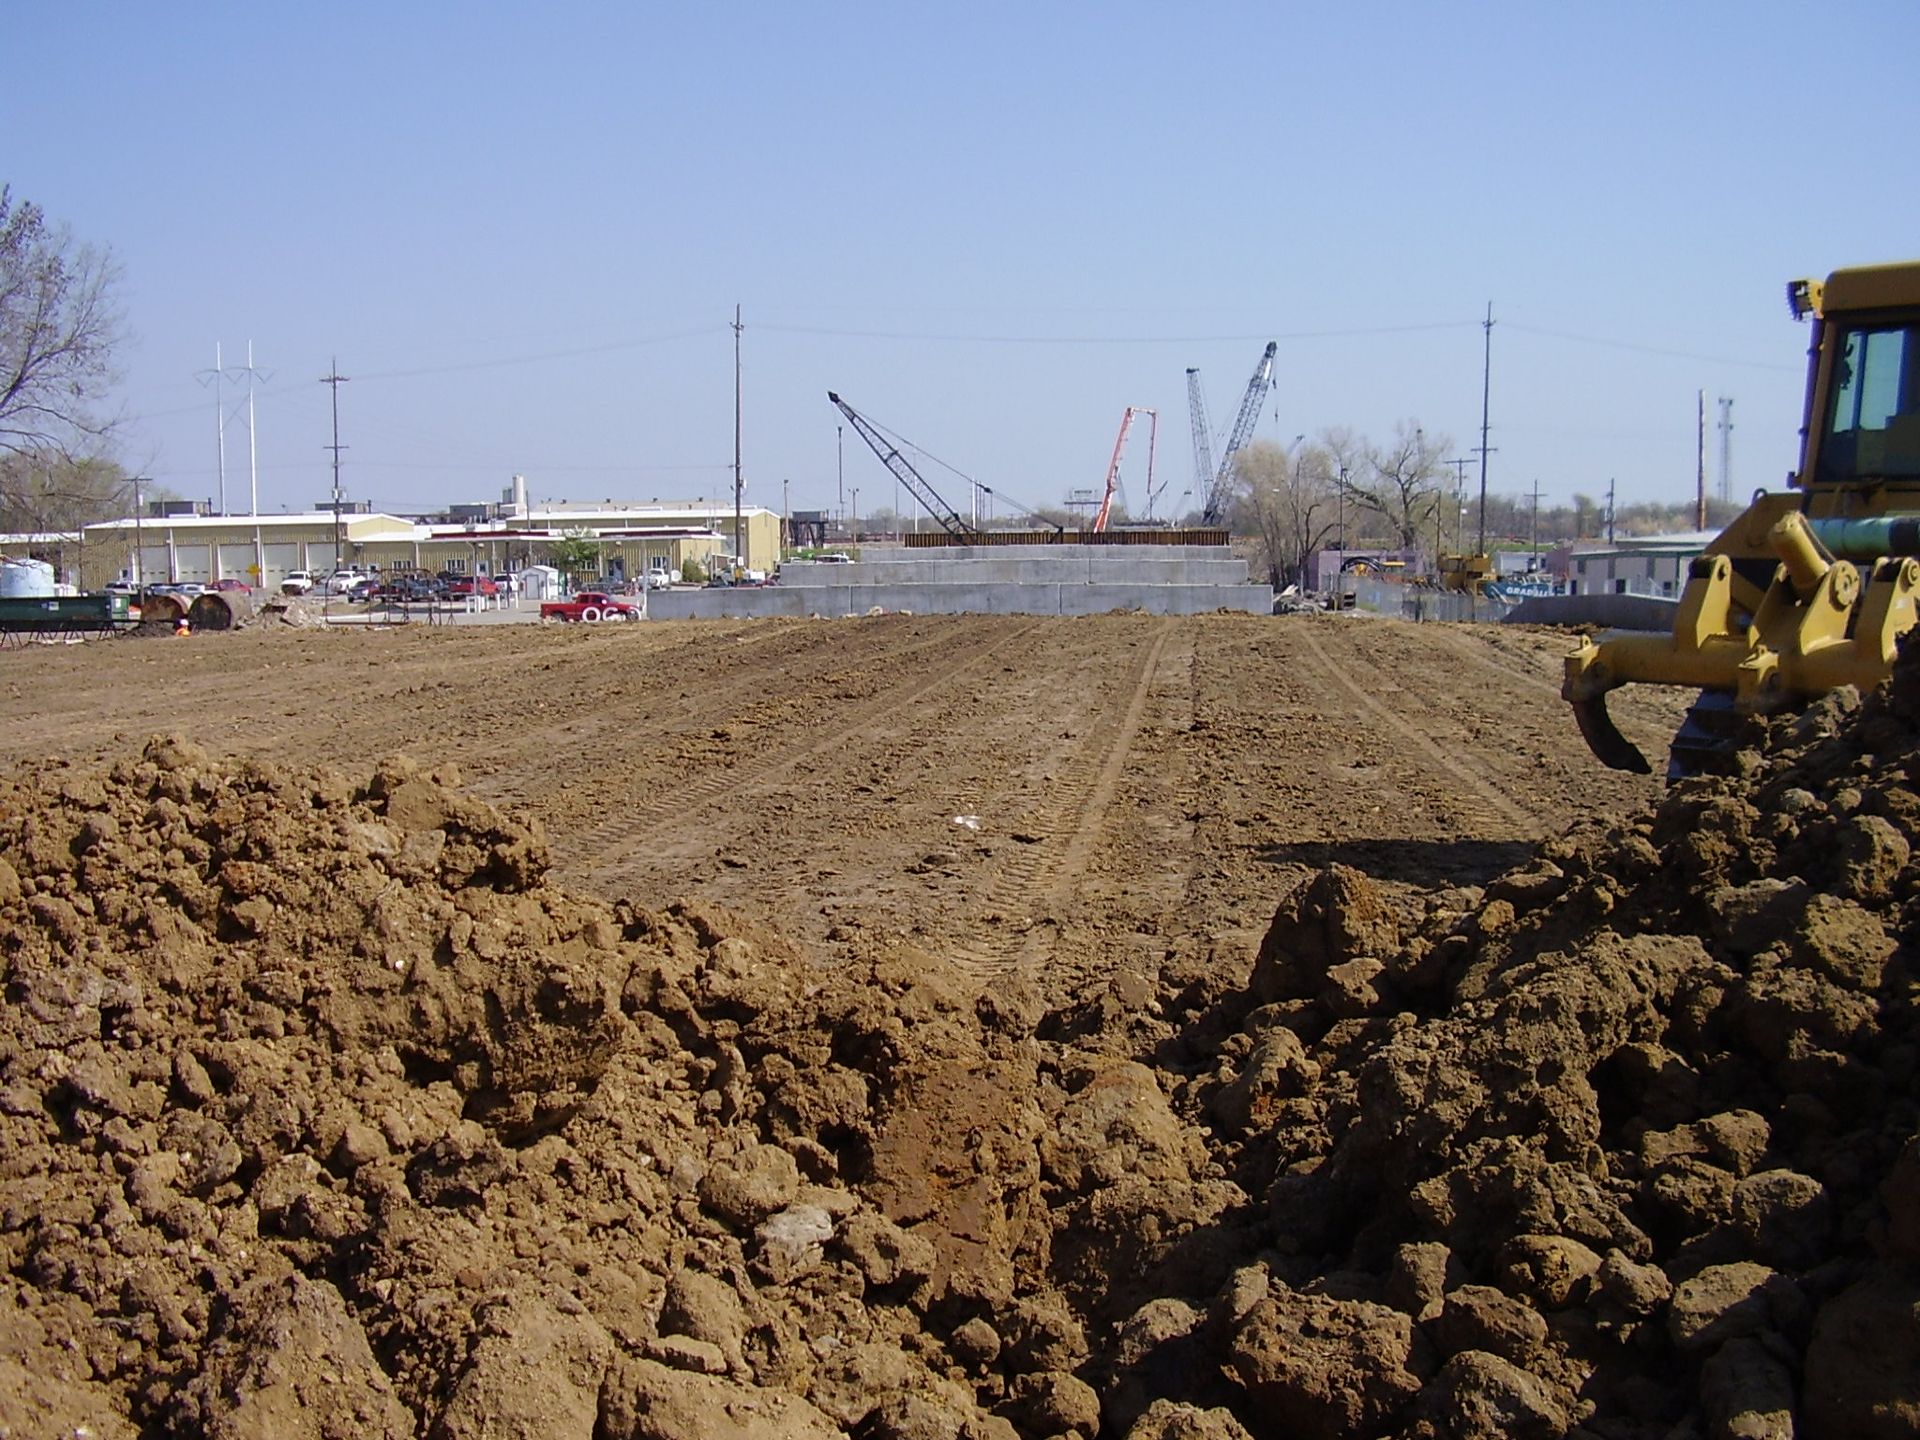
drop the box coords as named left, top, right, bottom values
left=781, top=556, right=1252, bottom=587
left=651, top=582, right=1272, bottom=620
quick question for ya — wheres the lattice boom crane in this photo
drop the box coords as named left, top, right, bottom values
left=827, top=392, right=976, bottom=539
left=1201, top=341, right=1277, bottom=526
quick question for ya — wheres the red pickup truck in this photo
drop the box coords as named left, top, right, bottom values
left=538, top=591, right=641, bottom=623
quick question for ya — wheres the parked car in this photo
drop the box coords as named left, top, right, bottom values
left=325, top=569, right=370, bottom=595
left=210, top=578, right=252, bottom=594
left=347, top=579, right=377, bottom=603
left=282, top=570, right=317, bottom=595
left=372, top=574, right=443, bottom=603
left=539, top=591, right=641, bottom=623
left=441, top=574, right=499, bottom=598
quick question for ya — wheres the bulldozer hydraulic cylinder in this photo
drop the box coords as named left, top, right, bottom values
left=1806, top=516, right=1920, bottom=562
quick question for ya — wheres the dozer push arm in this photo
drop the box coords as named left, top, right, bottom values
left=1564, top=511, right=1920, bottom=773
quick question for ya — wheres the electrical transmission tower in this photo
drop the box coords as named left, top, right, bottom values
left=197, top=342, right=273, bottom=516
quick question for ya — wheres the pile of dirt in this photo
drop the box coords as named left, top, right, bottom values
left=2, top=641, right=1916, bottom=1437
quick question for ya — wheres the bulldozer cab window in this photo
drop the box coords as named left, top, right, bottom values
left=1819, top=322, right=1920, bottom=482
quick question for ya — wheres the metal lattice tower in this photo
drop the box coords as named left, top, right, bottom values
left=1185, top=369, right=1215, bottom=519
left=1201, top=342, right=1277, bottom=526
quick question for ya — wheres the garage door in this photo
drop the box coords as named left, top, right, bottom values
left=170, top=542, right=213, bottom=585
left=217, top=543, right=258, bottom=586
left=136, top=545, right=169, bottom=586
left=260, top=543, right=300, bottom=589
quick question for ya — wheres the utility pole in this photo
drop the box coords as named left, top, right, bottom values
left=1475, top=302, right=1496, bottom=553
left=197, top=344, right=228, bottom=515
left=321, top=360, right=349, bottom=571
left=237, top=341, right=270, bottom=517
left=1696, top=389, right=1708, bottom=530
left=732, top=305, right=744, bottom=574
left=1606, top=477, right=1617, bottom=544
left=1445, top=457, right=1471, bottom=552
left=1717, top=396, right=1734, bottom=504
left=131, top=475, right=148, bottom=603
left=1529, top=479, right=1541, bottom=571
left=1336, top=464, right=1351, bottom=556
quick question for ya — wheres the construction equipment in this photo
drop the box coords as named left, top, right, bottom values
left=1096, top=407, right=1158, bottom=533
left=1198, top=342, right=1278, bottom=526
left=827, top=392, right=976, bottom=540
left=1565, top=261, right=1920, bottom=777
left=1185, top=370, right=1216, bottom=520
left=1438, top=553, right=1495, bottom=594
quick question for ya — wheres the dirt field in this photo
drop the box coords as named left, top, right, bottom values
left=0, top=611, right=1680, bottom=987
left=21, top=609, right=1915, bottom=1440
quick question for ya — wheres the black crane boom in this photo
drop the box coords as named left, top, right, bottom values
left=827, top=392, right=976, bottom=539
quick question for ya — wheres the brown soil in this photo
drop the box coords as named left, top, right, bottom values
left=1, top=612, right=1913, bottom=1439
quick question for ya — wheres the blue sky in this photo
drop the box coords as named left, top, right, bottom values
left=10, top=2, right=1919, bottom=523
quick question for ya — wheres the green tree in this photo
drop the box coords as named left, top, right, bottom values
left=1, top=188, right=123, bottom=459
left=679, top=555, right=708, bottom=584
left=544, top=529, right=601, bottom=582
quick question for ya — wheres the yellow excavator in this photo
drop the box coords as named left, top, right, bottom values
left=1566, top=261, right=1920, bottom=777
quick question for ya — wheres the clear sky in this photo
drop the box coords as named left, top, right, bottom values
left=10, top=2, right=1920, bottom=525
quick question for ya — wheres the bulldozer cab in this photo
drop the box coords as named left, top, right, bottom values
left=1801, top=269, right=1920, bottom=493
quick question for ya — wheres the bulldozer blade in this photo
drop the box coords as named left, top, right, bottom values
left=1571, top=694, right=1652, bottom=774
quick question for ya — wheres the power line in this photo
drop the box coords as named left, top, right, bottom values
left=756, top=319, right=1478, bottom=345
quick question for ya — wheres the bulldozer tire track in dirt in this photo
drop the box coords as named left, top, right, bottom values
left=576, top=619, right=1049, bottom=894
left=949, top=618, right=1177, bottom=982
left=1292, top=619, right=1541, bottom=839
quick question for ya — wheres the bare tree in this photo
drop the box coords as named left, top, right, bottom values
left=0, top=188, right=124, bottom=460
left=1355, top=420, right=1449, bottom=549
left=1232, top=439, right=1339, bottom=588
left=0, top=448, right=131, bottom=535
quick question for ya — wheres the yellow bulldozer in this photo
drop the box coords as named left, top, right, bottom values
left=1439, top=553, right=1496, bottom=595
left=1565, top=261, right=1920, bottom=777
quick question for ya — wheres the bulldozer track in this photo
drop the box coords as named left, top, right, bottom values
left=572, top=620, right=1047, bottom=893
left=947, top=619, right=1177, bottom=982
left=1292, top=621, right=1541, bottom=839
left=1418, top=623, right=1566, bottom=701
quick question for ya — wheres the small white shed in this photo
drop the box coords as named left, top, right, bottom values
left=518, top=564, right=563, bottom=601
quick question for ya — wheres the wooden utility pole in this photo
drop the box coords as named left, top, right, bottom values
left=732, top=306, right=744, bottom=574
left=321, top=361, right=349, bottom=572
left=1475, top=303, right=1495, bottom=553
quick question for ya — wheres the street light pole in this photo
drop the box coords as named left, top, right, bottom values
left=131, top=476, right=146, bottom=607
